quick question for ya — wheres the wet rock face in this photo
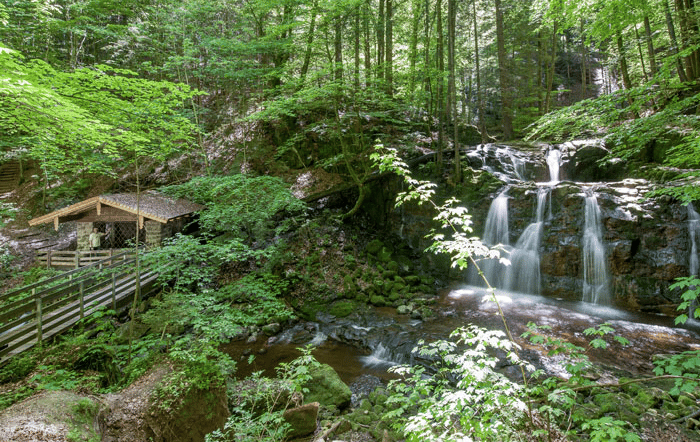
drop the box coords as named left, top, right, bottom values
left=368, top=140, right=696, bottom=314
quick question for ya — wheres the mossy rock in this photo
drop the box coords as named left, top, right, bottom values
left=386, top=261, right=399, bottom=272
left=366, top=240, right=384, bottom=255
left=636, top=387, right=671, bottom=409
left=330, top=301, right=356, bottom=318
left=377, top=247, right=392, bottom=263
left=388, top=291, right=401, bottom=302
left=404, top=275, right=421, bottom=286
left=370, top=295, right=387, bottom=307
left=383, top=270, right=397, bottom=280
left=304, top=364, right=352, bottom=409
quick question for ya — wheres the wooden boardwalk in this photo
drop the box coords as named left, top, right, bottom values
left=0, top=251, right=159, bottom=363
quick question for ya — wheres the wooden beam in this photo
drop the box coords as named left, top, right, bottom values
left=96, top=201, right=101, bottom=216
left=53, top=217, right=58, bottom=231
left=139, top=216, right=144, bottom=230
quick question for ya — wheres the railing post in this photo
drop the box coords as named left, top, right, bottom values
left=47, top=250, right=51, bottom=269
left=111, top=272, right=116, bottom=311
left=79, top=281, right=85, bottom=319
left=75, top=251, right=80, bottom=269
left=34, top=289, right=42, bottom=343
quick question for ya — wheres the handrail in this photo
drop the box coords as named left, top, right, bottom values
left=0, top=251, right=159, bottom=362
left=1, top=248, right=141, bottom=303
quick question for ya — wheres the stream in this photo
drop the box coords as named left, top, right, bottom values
left=226, top=140, right=700, bottom=400
left=224, top=284, right=700, bottom=401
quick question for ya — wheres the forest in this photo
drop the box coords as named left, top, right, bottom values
left=1, top=0, right=700, bottom=440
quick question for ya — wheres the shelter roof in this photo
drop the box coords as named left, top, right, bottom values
left=28, top=191, right=204, bottom=227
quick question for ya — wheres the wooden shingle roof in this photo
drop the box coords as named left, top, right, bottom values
left=29, top=192, right=204, bottom=228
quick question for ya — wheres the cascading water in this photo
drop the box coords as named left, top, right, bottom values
left=582, top=193, right=611, bottom=304
left=547, top=149, right=562, bottom=183
left=478, top=191, right=510, bottom=287
left=503, top=187, right=549, bottom=294
left=483, top=191, right=510, bottom=246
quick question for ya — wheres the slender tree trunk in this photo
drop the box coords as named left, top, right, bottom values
left=334, top=15, right=343, bottom=82
left=634, top=24, right=649, bottom=82
left=448, top=0, right=459, bottom=182
left=436, top=0, right=444, bottom=172
left=473, top=0, right=486, bottom=143
left=354, top=7, right=361, bottom=91
left=665, top=0, right=689, bottom=82
left=644, top=15, right=658, bottom=77
left=299, top=0, right=318, bottom=85
left=423, top=0, right=433, bottom=115
left=408, top=0, right=422, bottom=105
left=385, top=0, right=393, bottom=96
left=580, top=19, right=587, bottom=100
left=363, top=0, right=372, bottom=87
left=545, top=23, right=557, bottom=113
left=377, top=0, right=385, bottom=81
left=537, top=31, right=544, bottom=114
left=616, top=30, right=633, bottom=90
left=494, top=0, right=513, bottom=139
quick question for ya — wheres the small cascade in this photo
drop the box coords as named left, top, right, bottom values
left=477, top=191, right=510, bottom=287
left=503, top=187, right=549, bottom=294
left=582, top=193, right=611, bottom=304
left=483, top=191, right=510, bottom=246
left=547, top=149, right=562, bottom=183
left=509, top=151, right=526, bottom=181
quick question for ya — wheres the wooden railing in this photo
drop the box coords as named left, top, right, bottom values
left=0, top=250, right=159, bottom=362
left=36, top=249, right=133, bottom=269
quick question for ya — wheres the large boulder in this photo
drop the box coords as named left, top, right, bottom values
left=283, top=402, right=319, bottom=438
left=303, top=363, right=352, bottom=409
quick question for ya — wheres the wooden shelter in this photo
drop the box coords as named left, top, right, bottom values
left=29, top=192, right=204, bottom=250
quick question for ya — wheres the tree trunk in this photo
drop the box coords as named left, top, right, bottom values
left=436, top=0, right=444, bottom=172
left=363, top=0, right=372, bottom=87
left=385, top=0, right=393, bottom=96
left=408, top=0, right=422, bottom=105
left=644, top=15, right=658, bottom=77
left=616, top=30, right=633, bottom=91
left=377, top=0, right=385, bottom=81
left=423, top=0, right=433, bottom=115
left=580, top=19, right=587, bottom=100
left=473, top=0, right=486, bottom=143
left=545, top=23, right=557, bottom=113
left=354, top=7, right=361, bottom=91
left=665, top=0, right=688, bottom=82
left=299, top=0, right=318, bottom=85
left=634, top=24, right=649, bottom=82
left=448, top=0, right=459, bottom=182
left=334, top=15, right=343, bottom=82
left=494, top=0, right=513, bottom=139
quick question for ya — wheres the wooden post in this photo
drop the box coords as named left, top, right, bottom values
left=75, top=251, right=80, bottom=269
left=34, top=289, right=42, bottom=343
left=111, top=272, right=116, bottom=311
left=79, top=281, right=85, bottom=319
left=47, top=250, right=51, bottom=269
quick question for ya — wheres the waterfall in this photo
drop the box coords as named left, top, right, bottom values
left=582, top=193, right=611, bottom=304
left=547, top=149, right=562, bottom=183
left=483, top=191, right=510, bottom=246
left=509, top=151, right=526, bottom=181
left=503, top=187, right=549, bottom=294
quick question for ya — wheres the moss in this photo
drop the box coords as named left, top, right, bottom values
left=370, top=295, right=387, bottom=306
left=377, top=247, right=392, bottom=263
left=303, top=364, right=351, bottom=409
left=366, top=240, right=384, bottom=255
left=330, top=301, right=356, bottom=318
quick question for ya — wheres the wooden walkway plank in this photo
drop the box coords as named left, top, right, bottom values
left=0, top=252, right=159, bottom=363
